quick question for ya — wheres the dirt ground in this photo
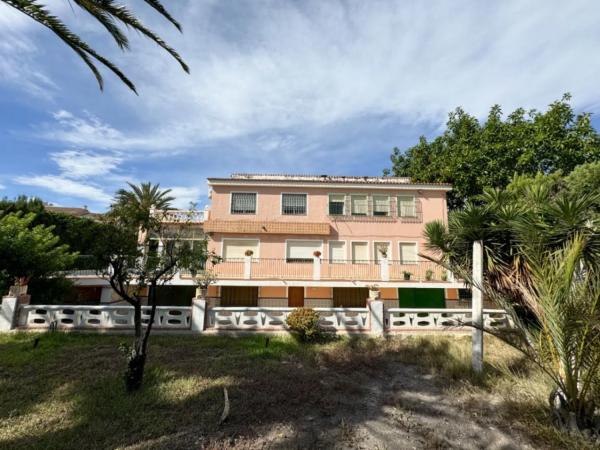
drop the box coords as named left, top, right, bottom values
left=126, top=361, right=535, bottom=450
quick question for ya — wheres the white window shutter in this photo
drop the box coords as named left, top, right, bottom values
left=399, top=242, right=417, bottom=263
left=351, top=242, right=369, bottom=262
left=329, top=241, right=346, bottom=261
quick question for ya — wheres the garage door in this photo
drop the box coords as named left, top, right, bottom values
left=333, top=287, right=368, bottom=307
left=398, top=288, right=445, bottom=308
left=222, top=239, right=259, bottom=259
left=221, top=286, right=259, bottom=306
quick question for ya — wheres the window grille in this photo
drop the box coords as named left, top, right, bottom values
left=351, top=195, right=368, bottom=216
left=329, top=194, right=345, bottom=215
left=282, top=193, right=307, bottom=215
left=398, top=195, right=416, bottom=217
left=373, top=195, right=390, bottom=216
left=231, top=193, right=256, bottom=214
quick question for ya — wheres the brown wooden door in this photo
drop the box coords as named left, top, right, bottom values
left=333, top=287, right=368, bottom=307
left=221, top=286, right=258, bottom=306
left=288, top=287, right=304, bottom=307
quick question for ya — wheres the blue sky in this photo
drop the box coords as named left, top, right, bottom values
left=1, top=0, right=600, bottom=211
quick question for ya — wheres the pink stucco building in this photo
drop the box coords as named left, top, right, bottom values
left=201, top=174, right=460, bottom=308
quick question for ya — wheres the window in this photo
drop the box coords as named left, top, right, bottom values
left=286, top=240, right=321, bottom=263
left=351, top=242, right=369, bottom=263
left=351, top=195, right=368, bottom=216
left=399, top=242, right=417, bottom=264
left=373, top=195, right=390, bottom=216
left=397, top=195, right=416, bottom=217
left=328, top=241, right=346, bottom=263
left=374, top=242, right=390, bottom=262
left=282, top=193, right=307, bottom=215
left=222, top=239, right=259, bottom=259
left=329, top=194, right=345, bottom=215
left=231, top=193, right=256, bottom=214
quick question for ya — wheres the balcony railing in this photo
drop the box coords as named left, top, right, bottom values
left=184, top=258, right=453, bottom=283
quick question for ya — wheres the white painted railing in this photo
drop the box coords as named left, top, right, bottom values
left=207, top=307, right=370, bottom=332
left=18, top=305, right=191, bottom=330
left=385, top=308, right=513, bottom=331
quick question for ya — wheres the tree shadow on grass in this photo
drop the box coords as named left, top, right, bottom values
left=0, top=333, right=569, bottom=450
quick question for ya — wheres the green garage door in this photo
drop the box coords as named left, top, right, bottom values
left=398, top=288, right=445, bottom=308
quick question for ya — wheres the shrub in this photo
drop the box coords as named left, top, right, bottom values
left=286, top=307, right=321, bottom=342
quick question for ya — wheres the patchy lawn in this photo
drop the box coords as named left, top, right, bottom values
left=0, top=332, right=594, bottom=449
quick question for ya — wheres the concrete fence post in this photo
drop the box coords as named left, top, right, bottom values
left=472, top=240, right=484, bottom=372
left=191, top=298, right=207, bottom=332
left=380, top=257, right=389, bottom=281
left=368, top=299, right=384, bottom=336
left=312, top=256, right=321, bottom=280
left=244, top=256, right=252, bottom=280
left=0, top=296, right=18, bottom=331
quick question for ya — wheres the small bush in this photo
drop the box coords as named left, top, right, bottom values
left=286, top=307, right=321, bottom=342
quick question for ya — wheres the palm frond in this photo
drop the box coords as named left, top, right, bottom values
left=3, top=0, right=188, bottom=92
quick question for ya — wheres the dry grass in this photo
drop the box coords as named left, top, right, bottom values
left=0, top=332, right=595, bottom=449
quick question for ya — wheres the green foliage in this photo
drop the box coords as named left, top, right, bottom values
left=0, top=212, right=76, bottom=289
left=2, top=0, right=188, bottom=93
left=110, top=182, right=175, bottom=233
left=286, top=308, right=321, bottom=342
left=565, top=161, right=600, bottom=220
left=389, top=95, right=600, bottom=208
left=0, top=196, right=115, bottom=270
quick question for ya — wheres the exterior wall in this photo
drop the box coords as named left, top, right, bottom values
left=207, top=185, right=447, bottom=260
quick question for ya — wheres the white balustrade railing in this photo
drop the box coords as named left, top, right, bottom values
left=18, top=305, right=191, bottom=330
left=207, top=307, right=370, bottom=332
left=385, top=308, right=513, bottom=331
left=15, top=304, right=512, bottom=334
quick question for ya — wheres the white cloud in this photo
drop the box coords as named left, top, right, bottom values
left=20, top=0, right=600, bottom=158
left=50, top=149, right=123, bottom=178
left=166, top=186, right=203, bottom=209
left=14, top=175, right=112, bottom=205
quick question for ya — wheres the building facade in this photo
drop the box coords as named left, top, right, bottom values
left=198, top=174, right=460, bottom=308
left=66, top=174, right=464, bottom=308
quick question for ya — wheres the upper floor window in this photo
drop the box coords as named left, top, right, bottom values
left=282, top=193, right=307, bottom=215
left=351, top=195, right=368, bottom=216
left=231, top=192, right=256, bottom=214
left=372, top=195, right=390, bottom=216
left=397, top=195, right=416, bottom=217
left=329, top=194, right=345, bottom=215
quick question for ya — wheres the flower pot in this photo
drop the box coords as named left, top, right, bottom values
left=369, top=289, right=380, bottom=300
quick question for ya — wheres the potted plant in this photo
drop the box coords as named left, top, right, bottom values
left=367, top=284, right=380, bottom=299
left=313, top=250, right=322, bottom=258
left=403, top=271, right=412, bottom=281
left=244, top=249, right=254, bottom=257
left=193, top=269, right=217, bottom=299
left=425, top=269, right=434, bottom=281
left=441, top=272, right=448, bottom=282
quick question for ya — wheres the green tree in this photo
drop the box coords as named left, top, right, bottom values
left=3, top=0, right=188, bottom=93
left=0, top=212, right=76, bottom=293
left=388, top=95, right=600, bottom=208
left=94, top=184, right=209, bottom=391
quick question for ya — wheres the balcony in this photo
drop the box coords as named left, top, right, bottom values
left=183, top=258, right=454, bottom=284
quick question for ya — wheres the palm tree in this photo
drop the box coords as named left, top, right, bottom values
left=423, top=177, right=600, bottom=434
left=111, top=181, right=174, bottom=235
left=3, top=0, right=189, bottom=93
